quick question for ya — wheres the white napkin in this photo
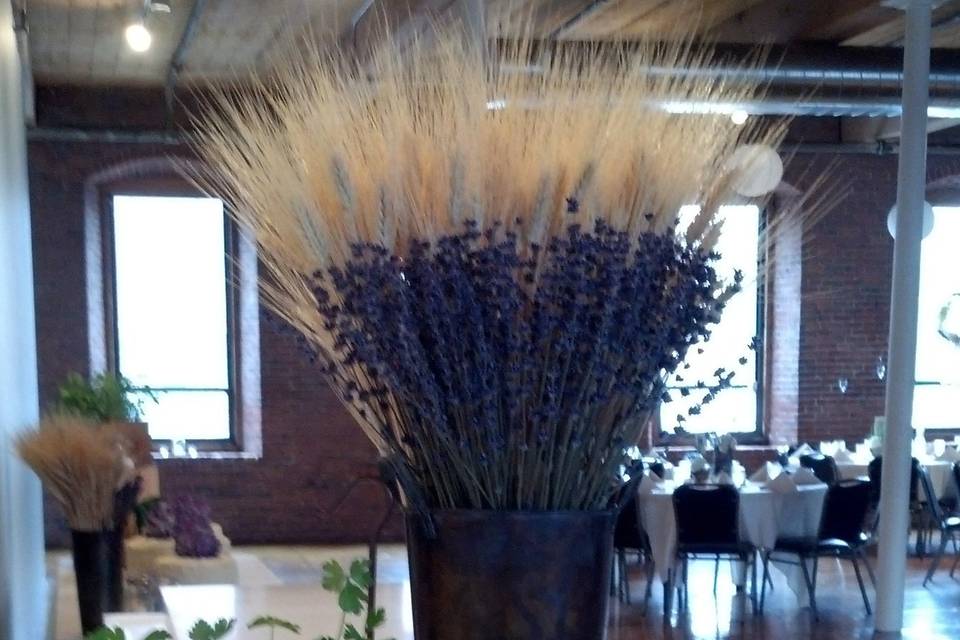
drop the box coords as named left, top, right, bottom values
left=793, top=466, right=823, bottom=485
left=714, top=471, right=734, bottom=485
left=833, top=448, right=854, bottom=464
left=768, top=472, right=797, bottom=493
left=794, top=443, right=816, bottom=457
left=749, top=461, right=781, bottom=483
left=938, top=447, right=960, bottom=462
left=637, top=472, right=662, bottom=494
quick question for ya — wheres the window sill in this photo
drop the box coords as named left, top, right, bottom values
left=151, top=450, right=261, bottom=462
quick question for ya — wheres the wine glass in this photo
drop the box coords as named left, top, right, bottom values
left=837, top=377, right=849, bottom=394
left=876, top=356, right=887, bottom=381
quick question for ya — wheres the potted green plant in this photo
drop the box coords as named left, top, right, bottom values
left=54, top=373, right=157, bottom=614
left=196, top=25, right=803, bottom=640
left=56, top=372, right=150, bottom=423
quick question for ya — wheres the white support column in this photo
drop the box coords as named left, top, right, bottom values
left=875, top=0, right=932, bottom=633
left=0, top=1, right=47, bottom=639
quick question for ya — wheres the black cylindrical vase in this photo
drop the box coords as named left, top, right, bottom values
left=104, top=529, right=124, bottom=612
left=71, top=530, right=108, bottom=635
left=106, top=481, right=140, bottom=612
left=406, top=510, right=615, bottom=640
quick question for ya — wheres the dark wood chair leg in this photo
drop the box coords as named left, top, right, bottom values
left=642, top=556, right=654, bottom=616
left=663, top=569, right=673, bottom=619
left=924, top=530, right=950, bottom=586
left=682, top=557, right=689, bottom=611
left=620, top=550, right=631, bottom=604
left=861, top=550, right=877, bottom=587
left=759, top=552, right=771, bottom=614
left=799, top=556, right=819, bottom=619
left=850, top=554, right=872, bottom=615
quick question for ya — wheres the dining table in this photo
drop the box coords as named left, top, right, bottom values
left=636, top=474, right=829, bottom=611
left=833, top=455, right=958, bottom=502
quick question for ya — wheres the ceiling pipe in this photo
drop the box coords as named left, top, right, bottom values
left=164, top=0, right=208, bottom=128
left=498, top=41, right=960, bottom=117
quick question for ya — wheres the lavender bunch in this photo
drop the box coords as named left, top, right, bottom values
left=172, top=496, right=220, bottom=558
left=143, top=500, right=175, bottom=539
left=313, top=216, right=729, bottom=510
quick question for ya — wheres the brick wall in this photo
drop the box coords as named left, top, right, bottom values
left=29, top=138, right=401, bottom=547
left=27, top=86, right=960, bottom=545
left=783, top=153, right=960, bottom=446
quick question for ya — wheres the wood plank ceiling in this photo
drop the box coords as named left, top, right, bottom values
left=21, top=0, right=960, bottom=87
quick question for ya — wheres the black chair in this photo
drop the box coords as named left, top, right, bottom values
left=952, top=462, right=960, bottom=515
left=613, top=486, right=655, bottom=609
left=799, top=453, right=838, bottom=485
left=760, top=479, right=875, bottom=618
left=868, top=456, right=928, bottom=553
left=642, top=457, right=666, bottom=481
left=672, top=484, right=757, bottom=614
left=920, top=466, right=960, bottom=585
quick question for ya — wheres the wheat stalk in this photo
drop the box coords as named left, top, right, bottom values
left=193, top=25, right=817, bottom=509
left=17, top=415, right=130, bottom=531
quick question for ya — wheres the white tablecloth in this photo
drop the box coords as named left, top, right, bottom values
left=835, top=458, right=957, bottom=501
left=637, top=481, right=828, bottom=596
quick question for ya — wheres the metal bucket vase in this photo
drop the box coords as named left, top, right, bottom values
left=71, top=530, right=108, bottom=635
left=406, top=510, right=615, bottom=640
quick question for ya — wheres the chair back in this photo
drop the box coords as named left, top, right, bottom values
left=613, top=489, right=648, bottom=551
left=868, top=456, right=920, bottom=505
left=953, top=462, right=960, bottom=503
left=642, top=457, right=666, bottom=480
left=819, top=479, right=871, bottom=544
left=673, top=483, right=740, bottom=547
left=919, top=466, right=945, bottom=525
left=799, top=453, right=838, bottom=485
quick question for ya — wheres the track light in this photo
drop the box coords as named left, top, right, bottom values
left=125, top=21, right=152, bottom=52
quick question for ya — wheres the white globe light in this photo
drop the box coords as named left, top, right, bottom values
left=125, top=23, right=152, bottom=53
left=886, top=201, right=934, bottom=239
left=727, top=144, right=783, bottom=197
left=730, top=109, right=749, bottom=126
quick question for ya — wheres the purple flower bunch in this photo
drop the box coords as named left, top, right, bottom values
left=310, top=217, right=731, bottom=510
left=172, top=496, right=221, bottom=558
left=143, top=499, right=175, bottom=539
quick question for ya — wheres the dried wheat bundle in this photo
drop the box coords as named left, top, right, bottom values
left=17, top=415, right=129, bottom=531
left=195, top=26, right=801, bottom=510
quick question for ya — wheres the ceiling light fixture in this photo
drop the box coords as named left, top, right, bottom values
left=125, top=21, right=152, bottom=52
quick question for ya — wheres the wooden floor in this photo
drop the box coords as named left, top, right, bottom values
left=51, top=544, right=960, bottom=639
left=610, top=553, right=960, bottom=640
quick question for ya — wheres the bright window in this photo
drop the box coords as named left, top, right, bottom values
left=659, top=204, right=762, bottom=437
left=112, top=195, right=233, bottom=441
left=914, top=206, right=960, bottom=430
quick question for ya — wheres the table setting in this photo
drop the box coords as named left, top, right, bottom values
left=794, top=438, right=960, bottom=502
left=634, top=460, right=829, bottom=605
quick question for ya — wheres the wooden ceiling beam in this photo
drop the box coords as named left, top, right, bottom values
left=623, top=0, right=768, bottom=37
left=490, top=0, right=597, bottom=38
left=552, top=0, right=668, bottom=40
left=799, top=0, right=895, bottom=40
left=843, top=0, right=960, bottom=46
left=710, top=0, right=893, bottom=43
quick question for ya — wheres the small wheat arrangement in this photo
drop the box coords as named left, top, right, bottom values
left=17, top=415, right=132, bottom=531
left=197, top=26, right=803, bottom=511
